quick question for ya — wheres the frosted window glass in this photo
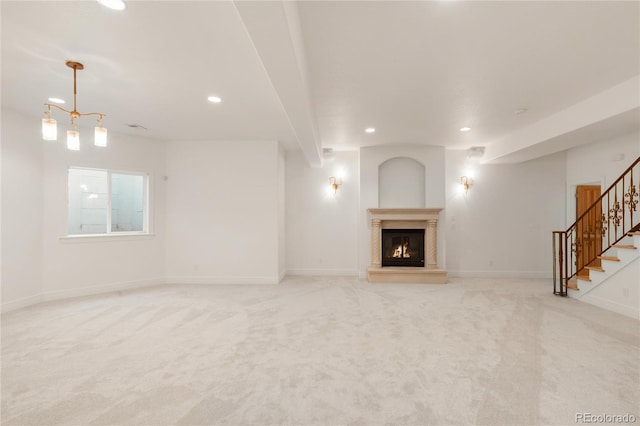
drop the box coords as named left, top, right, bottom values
left=68, top=169, right=108, bottom=235
left=67, top=167, right=148, bottom=236
left=111, top=173, right=144, bottom=232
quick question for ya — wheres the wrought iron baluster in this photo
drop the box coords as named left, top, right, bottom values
left=564, top=233, right=569, bottom=294
left=552, top=233, right=557, bottom=294
left=623, top=177, right=626, bottom=234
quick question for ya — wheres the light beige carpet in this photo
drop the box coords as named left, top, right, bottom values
left=2, top=276, right=639, bottom=425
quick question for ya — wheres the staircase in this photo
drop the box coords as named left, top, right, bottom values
left=552, top=157, right=640, bottom=300
left=567, top=231, right=640, bottom=297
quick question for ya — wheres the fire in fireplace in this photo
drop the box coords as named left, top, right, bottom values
left=381, top=229, right=425, bottom=267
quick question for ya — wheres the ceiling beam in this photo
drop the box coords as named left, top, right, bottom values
left=483, top=75, right=640, bottom=164
left=234, top=0, right=322, bottom=167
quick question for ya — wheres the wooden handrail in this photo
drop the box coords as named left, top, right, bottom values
left=566, top=156, right=640, bottom=231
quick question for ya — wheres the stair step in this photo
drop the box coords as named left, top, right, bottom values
left=612, top=244, right=637, bottom=250
left=576, top=276, right=592, bottom=282
left=586, top=266, right=605, bottom=272
left=567, top=280, right=579, bottom=290
left=598, top=255, right=620, bottom=262
left=627, top=231, right=640, bottom=236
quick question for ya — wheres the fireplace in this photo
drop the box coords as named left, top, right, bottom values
left=367, top=208, right=447, bottom=284
left=382, top=229, right=424, bottom=267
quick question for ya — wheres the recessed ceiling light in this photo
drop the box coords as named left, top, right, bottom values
left=365, top=128, right=376, bottom=133
left=207, top=96, right=222, bottom=103
left=97, top=0, right=127, bottom=11
left=459, top=127, right=471, bottom=132
left=47, top=97, right=65, bottom=104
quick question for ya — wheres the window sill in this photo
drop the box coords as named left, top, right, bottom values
left=59, top=233, right=155, bottom=243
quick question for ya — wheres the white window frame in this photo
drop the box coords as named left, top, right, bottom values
left=65, top=166, right=151, bottom=238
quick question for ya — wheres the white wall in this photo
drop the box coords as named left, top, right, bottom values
left=41, top=122, right=166, bottom=299
left=1, top=109, right=166, bottom=311
left=581, top=257, right=640, bottom=320
left=286, top=150, right=359, bottom=275
left=3, top=105, right=634, bottom=316
left=359, top=145, right=446, bottom=276
left=1, top=109, right=44, bottom=309
left=378, top=157, right=426, bottom=208
left=445, top=150, right=566, bottom=278
left=566, top=132, right=640, bottom=223
left=165, top=140, right=280, bottom=284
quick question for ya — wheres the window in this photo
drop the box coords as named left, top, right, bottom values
left=68, top=167, right=148, bottom=236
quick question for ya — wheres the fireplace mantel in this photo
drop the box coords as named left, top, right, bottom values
left=368, top=208, right=447, bottom=284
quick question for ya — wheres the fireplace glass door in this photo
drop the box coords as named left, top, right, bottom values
left=381, top=229, right=425, bottom=267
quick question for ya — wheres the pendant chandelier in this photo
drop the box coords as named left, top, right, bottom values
left=42, top=61, right=107, bottom=150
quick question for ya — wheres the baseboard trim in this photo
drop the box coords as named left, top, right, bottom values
left=447, top=270, right=551, bottom=279
left=3, top=274, right=281, bottom=312
left=286, top=269, right=359, bottom=277
left=2, top=277, right=165, bottom=314
left=358, top=270, right=549, bottom=280
left=41, top=278, right=165, bottom=303
left=1, top=294, right=44, bottom=314
left=165, top=276, right=279, bottom=285
left=580, top=294, right=640, bottom=320
left=1, top=270, right=555, bottom=314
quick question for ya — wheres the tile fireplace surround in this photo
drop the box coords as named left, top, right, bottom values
left=368, top=208, right=447, bottom=284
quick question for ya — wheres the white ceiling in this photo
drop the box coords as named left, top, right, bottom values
left=1, top=1, right=299, bottom=149
left=2, top=1, right=639, bottom=165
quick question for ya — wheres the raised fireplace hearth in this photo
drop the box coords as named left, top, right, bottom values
left=368, top=208, right=447, bottom=284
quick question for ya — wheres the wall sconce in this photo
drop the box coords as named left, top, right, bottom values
left=329, top=176, right=343, bottom=193
left=460, top=176, right=473, bottom=195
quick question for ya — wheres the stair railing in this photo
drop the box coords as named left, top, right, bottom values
left=553, top=156, right=640, bottom=296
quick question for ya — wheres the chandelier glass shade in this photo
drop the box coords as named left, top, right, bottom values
left=41, top=117, right=57, bottom=141
left=42, top=61, right=107, bottom=150
left=67, top=129, right=80, bottom=151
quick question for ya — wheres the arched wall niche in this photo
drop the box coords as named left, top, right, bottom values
left=378, top=157, right=426, bottom=208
